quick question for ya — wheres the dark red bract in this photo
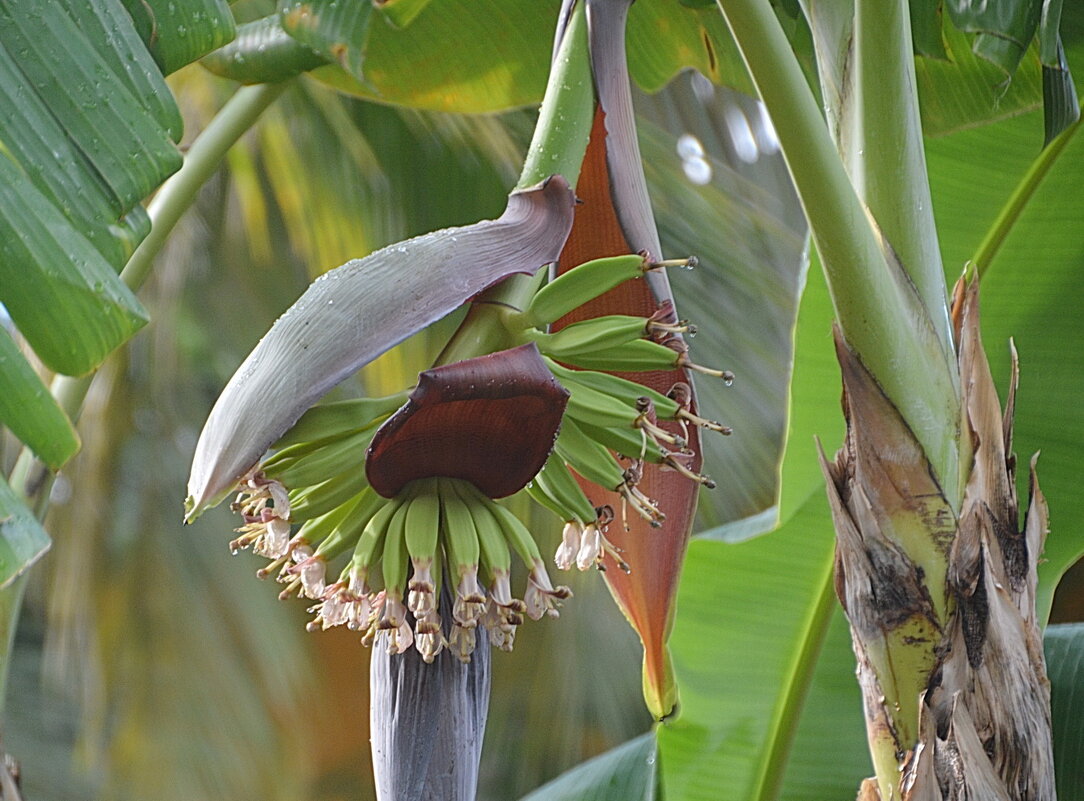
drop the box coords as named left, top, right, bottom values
left=365, top=344, right=570, bottom=499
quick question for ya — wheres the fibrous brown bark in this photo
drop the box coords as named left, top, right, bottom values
left=821, top=280, right=1054, bottom=801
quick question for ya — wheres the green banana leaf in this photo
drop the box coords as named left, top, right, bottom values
left=0, top=326, right=79, bottom=469
left=0, top=0, right=207, bottom=470
left=0, top=153, right=149, bottom=378
left=375, top=0, right=432, bottom=29
left=281, top=0, right=373, bottom=83
left=0, top=475, right=48, bottom=593
left=518, top=732, right=659, bottom=801
left=289, top=0, right=1069, bottom=140
left=122, top=0, right=236, bottom=75
left=1046, top=623, right=1084, bottom=800
left=282, top=0, right=754, bottom=111
left=945, top=0, right=1041, bottom=77
left=927, top=112, right=1084, bottom=620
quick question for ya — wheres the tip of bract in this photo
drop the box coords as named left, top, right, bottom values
left=184, top=495, right=197, bottom=523
left=183, top=485, right=232, bottom=524
left=642, top=645, right=678, bottom=720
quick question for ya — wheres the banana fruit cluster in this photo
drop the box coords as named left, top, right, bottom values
left=511, top=254, right=733, bottom=570
left=229, top=392, right=570, bottom=663
left=224, top=251, right=731, bottom=664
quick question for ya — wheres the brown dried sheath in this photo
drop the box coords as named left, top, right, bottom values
left=365, top=344, right=570, bottom=499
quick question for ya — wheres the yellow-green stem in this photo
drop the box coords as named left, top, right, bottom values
left=852, top=0, right=952, bottom=355
left=714, top=0, right=962, bottom=506
left=438, top=2, right=595, bottom=364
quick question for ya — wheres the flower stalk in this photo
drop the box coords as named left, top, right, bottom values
left=188, top=6, right=731, bottom=789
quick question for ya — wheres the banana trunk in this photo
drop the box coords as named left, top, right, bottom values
left=820, top=279, right=1054, bottom=801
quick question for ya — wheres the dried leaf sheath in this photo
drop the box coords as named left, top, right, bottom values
left=821, top=279, right=1053, bottom=801
left=186, top=177, right=575, bottom=518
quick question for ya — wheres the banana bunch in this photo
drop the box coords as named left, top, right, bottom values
left=507, top=253, right=734, bottom=570
left=224, top=250, right=731, bottom=662
left=230, top=393, right=570, bottom=663
left=302, top=477, right=570, bottom=663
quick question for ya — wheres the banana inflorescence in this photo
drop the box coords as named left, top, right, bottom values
left=231, top=408, right=572, bottom=662
left=221, top=251, right=731, bottom=663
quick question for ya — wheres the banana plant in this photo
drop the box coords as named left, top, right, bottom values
left=184, top=3, right=744, bottom=795
left=712, top=1, right=1080, bottom=797
left=4, top=1, right=1084, bottom=800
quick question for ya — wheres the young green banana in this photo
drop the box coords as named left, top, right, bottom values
left=313, top=488, right=385, bottom=561
left=520, top=254, right=650, bottom=327
left=404, top=481, right=442, bottom=617
left=544, top=357, right=682, bottom=418
left=556, top=337, right=730, bottom=376
left=272, top=392, right=409, bottom=450
left=533, top=453, right=598, bottom=525
left=438, top=479, right=482, bottom=582
left=482, top=498, right=542, bottom=569
left=524, top=479, right=574, bottom=522
left=573, top=419, right=666, bottom=464
left=554, top=416, right=627, bottom=492
left=295, top=493, right=362, bottom=560
left=528, top=314, right=648, bottom=358
left=287, top=470, right=369, bottom=522
left=379, top=491, right=414, bottom=629
left=468, top=495, right=513, bottom=592
left=262, top=428, right=375, bottom=488
left=438, top=478, right=487, bottom=627
left=349, top=494, right=402, bottom=585
left=559, top=375, right=645, bottom=430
